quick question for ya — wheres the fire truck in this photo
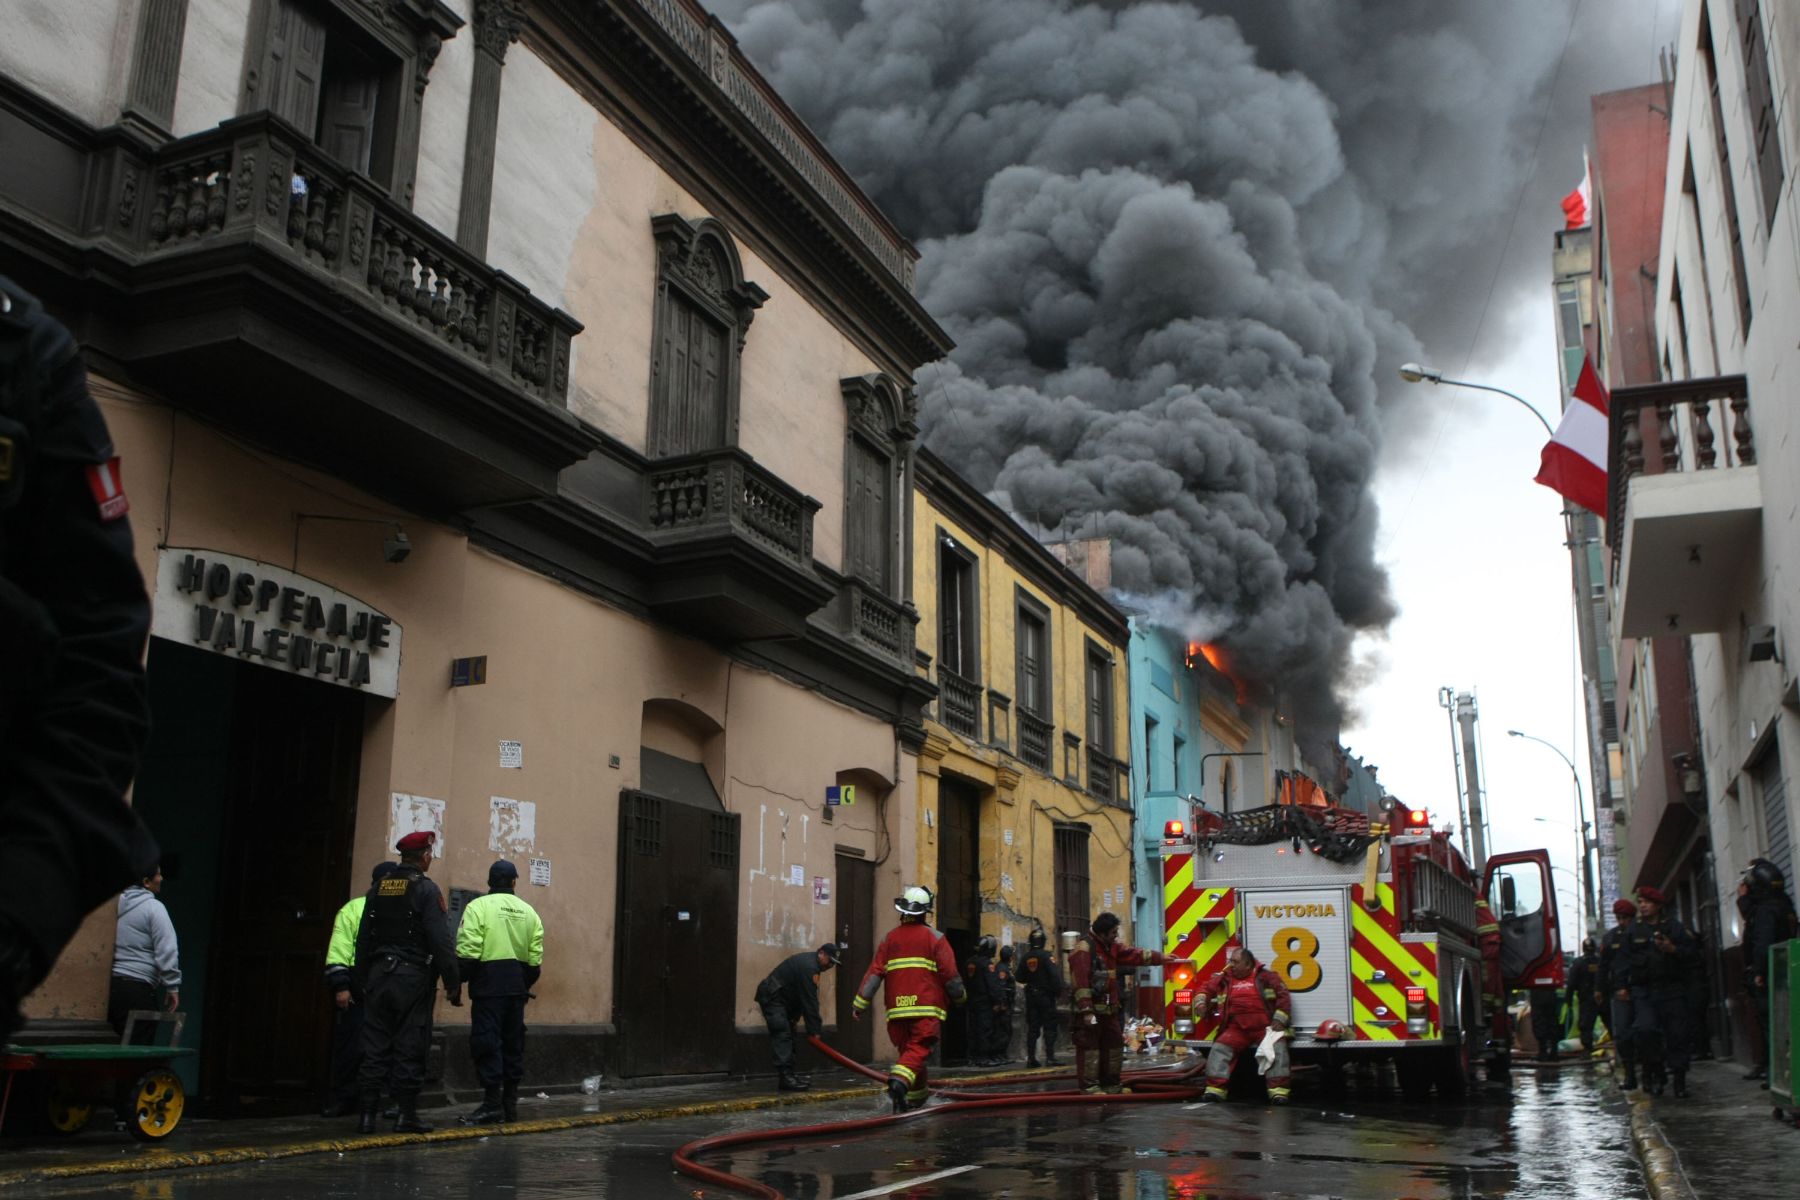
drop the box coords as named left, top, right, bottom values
left=1157, top=802, right=1563, bottom=1098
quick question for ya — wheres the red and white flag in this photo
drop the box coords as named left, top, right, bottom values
left=1534, top=355, right=1609, bottom=516
left=1560, top=151, right=1592, bottom=229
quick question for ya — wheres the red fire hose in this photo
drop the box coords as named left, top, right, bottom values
left=671, top=1036, right=1210, bottom=1198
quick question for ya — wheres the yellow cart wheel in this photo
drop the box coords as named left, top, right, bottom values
left=46, top=1088, right=92, bottom=1135
left=126, top=1068, right=184, bottom=1141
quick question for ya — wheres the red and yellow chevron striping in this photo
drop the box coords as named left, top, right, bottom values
left=1350, top=881, right=1439, bottom=1041
left=1162, top=854, right=1237, bottom=1038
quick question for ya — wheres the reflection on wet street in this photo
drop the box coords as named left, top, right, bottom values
left=32, top=1066, right=1646, bottom=1199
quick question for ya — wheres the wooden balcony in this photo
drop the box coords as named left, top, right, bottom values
left=1018, top=709, right=1054, bottom=773
left=938, top=666, right=981, bottom=739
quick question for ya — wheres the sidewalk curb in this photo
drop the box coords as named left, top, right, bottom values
left=1624, top=1086, right=1698, bottom=1200
left=0, top=1082, right=882, bottom=1186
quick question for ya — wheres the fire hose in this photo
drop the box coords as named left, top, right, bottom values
left=671, top=1035, right=1211, bottom=1198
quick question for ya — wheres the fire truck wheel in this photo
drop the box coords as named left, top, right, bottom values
left=1435, top=988, right=1478, bottom=1099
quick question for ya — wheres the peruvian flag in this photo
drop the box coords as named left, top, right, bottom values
left=1534, top=356, right=1610, bottom=516
left=1561, top=151, right=1592, bottom=229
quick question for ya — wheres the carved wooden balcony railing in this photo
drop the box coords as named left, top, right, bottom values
left=937, top=666, right=981, bottom=739
left=1605, top=375, right=1753, bottom=549
left=840, top=580, right=916, bottom=664
left=1018, top=709, right=1054, bottom=773
left=1087, top=746, right=1122, bottom=807
left=131, top=113, right=578, bottom=407
left=645, top=446, right=817, bottom=569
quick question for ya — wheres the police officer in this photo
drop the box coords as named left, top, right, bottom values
left=456, top=860, right=545, bottom=1125
left=0, top=276, right=156, bottom=1041
left=1622, top=885, right=1700, bottom=1098
left=755, top=943, right=840, bottom=1091
left=1738, top=858, right=1798, bottom=1082
left=964, top=934, right=1001, bottom=1067
left=1564, top=937, right=1601, bottom=1055
left=322, top=860, right=395, bottom=1117
left=1598, top=898, right=1638, bottom=1087
left=992, top=944, right=1019, bottom=1062
left=355, top=830, right=460, bottom=1133
left=1018, top=928, right=1063, bottom=1068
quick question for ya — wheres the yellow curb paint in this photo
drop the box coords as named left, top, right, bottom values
left=0, top=1085, right=879, bottom=1186
left=1627, top=1093, right=1697, bottom=1200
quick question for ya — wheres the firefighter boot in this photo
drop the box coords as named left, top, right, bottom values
left=462, top=1086, right=504, bottom=1125
left=357, top=1091, right=381, bottom=1135
left=886, top=1076, right=910, bottom=1114
left=1672, top=1069, right=1688, bottom=1099
left=777, top=1070, right=810, bottom=1092
left=393, top=1091, right=433, bottom=1134
left=1620, top=1063, right=1639, bottom=1090
left=501, top=1082, right=519, bottom=1123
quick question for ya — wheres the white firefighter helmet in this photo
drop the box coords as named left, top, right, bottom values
left=894, top=885, right=935, bottom=917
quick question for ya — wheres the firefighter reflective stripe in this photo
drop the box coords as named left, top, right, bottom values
left=906, top=1087, right=928, bottom=1102
left=887, top=1004, right=948, bottom=1020
left=886, top=957, right=940, bottom=971
left=852, top=993, right=871, bottom=1011
left=1205, top=1083, right=1227, bottom=1099
left=891, top=1064, right=916, bottom=1085
left=1350, top=880, right=1440, bottom=1042
left=1162, top=854, right=1238, bottom=1040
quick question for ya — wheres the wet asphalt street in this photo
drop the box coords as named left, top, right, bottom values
left=30, top=1066, right=1645, bottom=1199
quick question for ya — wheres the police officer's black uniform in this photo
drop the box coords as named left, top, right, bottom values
left=1019, top=936, right=1064, bottom=1067
left=0, top=277, right=155, bottom=1040
left=1564, top=944, right=1600, bottom=1052
left=355, top=851, right=459, bottom=1132
left=1739, top=861, right=1798, bottom=1079
left=964, top=938, right=1000, bottom=1066
left=1597, top=915, right=1637, bottom=1085
left=1621, top=906, right=1699, bottom=1096
left=991, top=948, right=1018, bottom=1061
left=755, top=946, right=835, bottom=1091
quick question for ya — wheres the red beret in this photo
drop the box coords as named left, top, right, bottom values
left=1635, top=885, right=1666, bottom=904
left=1613, top=898, right=1637, bottom=917
left=395, top=830, right=436, bottom=853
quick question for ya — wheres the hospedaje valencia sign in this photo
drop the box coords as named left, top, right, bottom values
left=153, top=549, right=402, bottom=698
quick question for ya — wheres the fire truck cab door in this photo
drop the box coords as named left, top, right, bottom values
left=1481, top=850, right=1564, bottom=989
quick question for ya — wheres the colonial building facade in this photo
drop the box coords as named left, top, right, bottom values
left=908, top=450, right=1134, bottom=1063
left=2, top=0, right=949, bottom=1107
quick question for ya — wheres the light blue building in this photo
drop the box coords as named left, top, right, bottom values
left=1126, top=618, right=1206, bottom=964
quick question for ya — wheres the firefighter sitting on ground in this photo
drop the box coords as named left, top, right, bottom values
left=1193, top=944, right=1293, bottom=1104
left=852, top=885, right=967, bottom=1113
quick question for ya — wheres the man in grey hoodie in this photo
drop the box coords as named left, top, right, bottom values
left=110, top=863, right=180, bottom=1043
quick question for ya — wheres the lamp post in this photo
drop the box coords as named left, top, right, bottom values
left=1397, top=363, right=1556, bottom=437
left=1509, top=729, right=1598, bottom=936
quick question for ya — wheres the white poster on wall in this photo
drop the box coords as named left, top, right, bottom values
left=489, top=797, right=536, bottom=856
left=390, top=793, right=446, bottom=856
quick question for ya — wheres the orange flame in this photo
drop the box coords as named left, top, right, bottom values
left=1188, top=641, right=1250, bottom=705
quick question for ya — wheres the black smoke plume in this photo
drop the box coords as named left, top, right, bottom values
left=711, top=0, right=1622, bottom=731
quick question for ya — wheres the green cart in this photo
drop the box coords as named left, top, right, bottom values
left=1, top=1042, right=195, bottom=1141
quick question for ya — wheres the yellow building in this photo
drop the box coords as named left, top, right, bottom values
left=910, top=450, right=1135, bottom=1056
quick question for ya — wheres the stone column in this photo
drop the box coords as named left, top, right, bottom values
left=120, top=0, right=190, bottom=140
left=456, top=0, right=525, bottom=255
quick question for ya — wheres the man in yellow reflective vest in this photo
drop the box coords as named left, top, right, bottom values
left=321, top=861, right=394, bottom=1118
left=456, top=860, right=545, bottom=1124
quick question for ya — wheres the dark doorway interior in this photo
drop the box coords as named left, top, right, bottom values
left=615, top=787, right=741, bottom=1077
left=132, top=640, right=364, bottom=1115
left=833, top=852, right=876, bottom=1063
left=935, top=776, right=982, bottom=1064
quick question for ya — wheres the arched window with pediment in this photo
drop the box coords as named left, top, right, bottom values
left=648, top=215, right=767, bottom=457
left=841, top=375, right=918, bottom=596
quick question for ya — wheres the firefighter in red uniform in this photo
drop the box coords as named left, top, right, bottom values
left=1474, top=897, right=1508, bottom=1074
left=1069, top=911, right=1183, bottom=1094
left=852, top=885, right=966, bottom=1113
left=1193, top=945, right=1293, bottom=1104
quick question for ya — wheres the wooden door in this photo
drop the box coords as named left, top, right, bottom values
left=833, top=854, right=876, bottom=1062
left=265, top=0, right=328, bottom=133
left=935, top=779, right=981, bottom=1063
left=318, top=65, right=380, bottom=173
left=651, top=294, right=728, bottom=456
left=208, top=663, right=362, bottom=1112
left=616, top=792, right=740, bottom=1076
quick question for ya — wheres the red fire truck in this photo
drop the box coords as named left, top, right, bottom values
left=1157, top=802, right=1563, bottom=1097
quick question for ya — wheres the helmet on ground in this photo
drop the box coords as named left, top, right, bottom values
left=1315, top=1019, right=1349, bottom=1042
left=1029, top=928, right=1047, bottom=948
left=894, top=885, right=935, bottom=917
left=1748, top=858, right=1787, bottom=894
left=976, top=934, right=997, bottom=957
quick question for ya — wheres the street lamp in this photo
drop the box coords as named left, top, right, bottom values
left=1397, top=363, right=1556, bottom=438
left=1508, top=729, right=1598, bottom=936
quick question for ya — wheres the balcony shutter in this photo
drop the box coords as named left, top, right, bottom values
left=318, top=71, right=379, bottom=174
left=846, top=437, right=889, bottom=588
left=266, top=1, right=327, bottom=133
